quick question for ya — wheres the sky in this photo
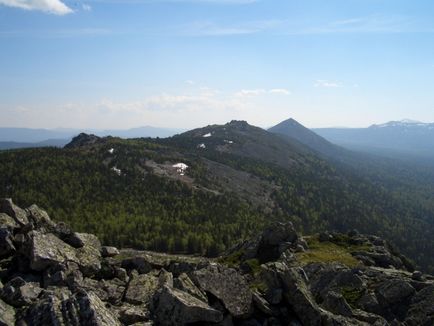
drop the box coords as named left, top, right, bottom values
left=1, top=0, right=434, bottom=130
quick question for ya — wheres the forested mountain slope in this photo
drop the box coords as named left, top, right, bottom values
left=1, top=121, right=434, bottom=272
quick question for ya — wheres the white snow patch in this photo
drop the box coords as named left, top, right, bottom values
left=203, top=132, right=212, bottom=138
left=224, top=140, right=234, bottom=144
left=108, top=148, right=114, bottom=154
left=198, top=143, right=206, bottom=149
left=111, top=166, right=121, bottom=176
left=172, top=163, right=189, bottom=175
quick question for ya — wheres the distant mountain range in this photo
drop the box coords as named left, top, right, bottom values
left=3, top=119, right=434, bottom=158
left=3, top=118, right=434, bottom=272
left=0, top=126, right=184, bottom=150
left=314, top=119, right=434, bottom=158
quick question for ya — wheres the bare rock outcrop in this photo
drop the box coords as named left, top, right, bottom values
left=1, top=199, right=434, bottom=326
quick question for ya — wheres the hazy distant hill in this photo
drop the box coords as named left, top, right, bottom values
left=269, top=118, right=344, bottom=157
left=0, top=126, right=184, bottom=150
left=314, top=119, right=434, bottom=157
left=0, top=139, right=69, bottom=150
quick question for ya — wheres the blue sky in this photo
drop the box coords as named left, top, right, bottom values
left=1, top=0, right=434, bottom=129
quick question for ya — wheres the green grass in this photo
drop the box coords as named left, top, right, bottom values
left=341, top=286, right=364, bottom=308
left=295, top=235, right=368, bottom=267
left=218, top=250, right=244, bottom=268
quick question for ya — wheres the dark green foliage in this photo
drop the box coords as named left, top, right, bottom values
left=0, top=143, right=264, bottom=256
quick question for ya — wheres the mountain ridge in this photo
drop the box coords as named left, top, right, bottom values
left=1, top=119, right=434, bottom=273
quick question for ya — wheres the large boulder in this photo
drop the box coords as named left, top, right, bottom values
left=54, top=222, right=85, bottom=248
left=21, top=290, right=121, bottom=326
left=192, top=264, right=252, bottom=318
left=0, top=213, right=19, bottom=230
left=277, top=265, right=323, bottom=326
left=124, top=271, right=160, bottom=305
left=29, top=231, right=78, bottom=272
left=0, top=277, right=42, bottom=307
left=117, top=304, right=150, bottom=325
left=26, top=204, right=56, bottom=231
left=0, top=298, right=15, bottom=326
left=121, top=256, right=152, bottom=274
left=405, top=285, right=434, bottom=326
left=261, top=222, right=297, bottom=262
left=322, top=291, right=353, bottom=317
left=376, top=279, right=415, bottom=305
left=101, top=246, right=119, bottom=258
left=0, top=229, right=15, bottom=258
left=153, top=285, right=223, bottom=325
left=173, top=273, right=207, bottom=303
left=43, top=261, right=83, bottom=288
left=75, top=233, right=102, bottom=276
left=0, top=198, right=29, bottom=226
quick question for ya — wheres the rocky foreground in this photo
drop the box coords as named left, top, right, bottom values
left=0, top=199, right=433, bottom=325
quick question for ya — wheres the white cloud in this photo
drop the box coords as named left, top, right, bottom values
left=236, top=88, right=291, bottom=96
left=4, top=86, right=295, bottom=129
left=82, top=3, right=91, bottom=11
left=235, top=89, right=266, bottom=97
left=269, top=88, right=291, bottom=95
left=314, top=80, right=343, bottom=88
left=178, top=19, right=282, bottom=36
left=0, top=0, right=73, bottom=15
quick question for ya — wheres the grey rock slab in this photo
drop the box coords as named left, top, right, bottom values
left=192, top=264, right=252, bottom=318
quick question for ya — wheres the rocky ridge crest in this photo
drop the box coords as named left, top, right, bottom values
left=0, top=199, right=433, bottom=325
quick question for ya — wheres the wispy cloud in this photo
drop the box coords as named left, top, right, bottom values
left=5, top=85, right=293, bottom=129
left=82, top=3, right=92, bottom=11
left=235, top=89, right=266, bottom=97
left=177, top=19, right=282, bottom=36
left=269, top=88, right=291, bottom=95
left=0, top=0, right=73, bottom=15
left=314, top=80, right=343, bottom=88
left=236, top=88, right=291, bottom=96
left=0, top=28, right=112, bottom=38
left=297, top=14, right=432, bottom=35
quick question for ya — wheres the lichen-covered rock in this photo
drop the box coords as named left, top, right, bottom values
left=258, top=222, right=298, bottom=263
left=405, top=285, right=434, bottom=326
left=124, top=271, right=159, bottom=305
left=0, top=213, right=19, bottom=230
left=173, top=273, right=207, bottom=303
left=2, top=200, right=434, bottom=326
left=101, top=246, right=120, bottom=258
left=0, top=277, right=42, bottom=307
left=0, top=198, right=29, bottom=226
left=0, top=229, right=15, bottom=258
left=117, top=304, right=150, bottom=325
left=29, top=231, right=78, bottom=271
left=0, top=298, right=15, bottom=326
left=76, top=233, right=102, bottom=276
left=153, top=285, right=223, bottom=325
left=54, top=222, right=85, bottom=248
left=121, top=256, right=152, bottom=274
left=26, top=204, right=56, bottom=231
left=376, top=279, right=415, bottom=305
left=277, top=265, right=323, bottom=326
left=322, top=291, right=353, bottom=317
left=192, top=264, right=252, bottom=318
left=43, top=261, right=83, bottom=288
left=21, top=290, right=121, bottom=326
